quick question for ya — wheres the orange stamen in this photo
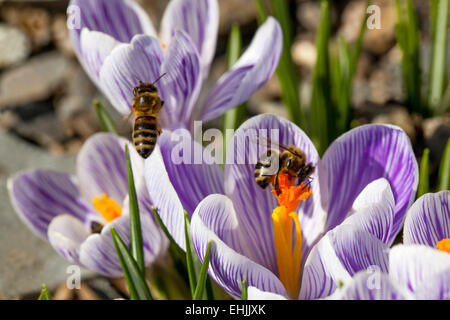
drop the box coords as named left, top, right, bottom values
left=436, top=238, right=450, bottom=254
left=92, top=193, right=122, bottom=223
left=271, top=172, right=312, bottom=299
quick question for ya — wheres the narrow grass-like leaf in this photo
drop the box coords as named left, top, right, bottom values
left=193, top=240, right=213, bottom=300
left=151, top=207, right=185, bottom=260
left=241, top=278, right=248, bottom=300
left=38, top=284, right=52, bottom=300
left=125, top=144, right=145, bottom=275
left=254, top=0, right=268, bottom=25
left=394, top=0, right=422, bottom=114
left=184, top=211, right=197, bottom=297
left=311, top=0, right=332, bottom=155
left=428, top=0, right=448, bottom=112
left=111, top=228, right=153, bottom=300
left=223, top=24, right=247, bottom=133
left=438, top=139, right=450, bottom=191
left=94, top=100, right=119, bottom=134
left=271, top=0, right=306, bottom=130
left=417, top=148, right=430, bottom=197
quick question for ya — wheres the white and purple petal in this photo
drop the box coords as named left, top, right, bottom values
left=99, top=35, right=164, bottom=115
left=321, top=124, right=418, bottom=245
left=69, top=0, right=156, bottom=54
left=414, top=269, right=450, bottom=300
left=8, top=170, right=92, bottom=239
left=159, top=31, right=201, bottom=129
left=389, top=244, right=450, bottom=293
left=199, top=17, right=282, bottom=122
left=403, top=191, right=450, bottom=247
left=47, top=214, right=91, bottom=265
left=341, top=178, right=395, bottom=244
left=339, top=271, right=413, bottom=300
left=247, top=286, right=287, bottom=300
left=76, top=133, right=144, bottom=209
left=191, top=197, right=287, bottom=298
left=160, top=0, right=219, bottom=80
left=300, top=225, right=389, bottom=300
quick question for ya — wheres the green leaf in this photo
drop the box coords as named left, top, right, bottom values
left=270, top=0, right=306, bottom=130
left=417, top=148, right=430, bottom=197
left=438, top=139, right=450, bottom=191
left=94, top=100, right=119, bottom=134
left=254, top=0, right=268, bottom=25
left=38, top=284, right=52, bottom=300
left=184, top=211, right=197, bottom=297
left=192, top=240, right=213, bottom=300
left=428, top=0, right=448, bottom=112
left=125, top=144, right=145, bottom=275
left=311, top=0, right=333, bottom=155
left=223, top=23, right=247, bottom=133
left=151, top=207, right=185, bottom=259
left=241, top=278, right=248, bottom=300
left=110, top=227, right=153, bottom=300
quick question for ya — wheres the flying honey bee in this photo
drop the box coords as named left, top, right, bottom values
left=131, top=74, right=166, bottom=159
left=254, top=137, right=314, bottom=195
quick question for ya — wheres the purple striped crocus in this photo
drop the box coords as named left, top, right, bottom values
left=332, top=244, right=450, bottom=300
left=68, top=0, right=282, bottom=130
left=145, top=114, right=418, bottom=299
left=8, top=133, right=168, bottom=277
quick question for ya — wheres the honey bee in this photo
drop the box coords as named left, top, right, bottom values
left=131, top=74, right=165, bottom=159
left=254, top=138, right=314, bottom=195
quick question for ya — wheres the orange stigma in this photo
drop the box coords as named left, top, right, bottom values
left=93, top=193, right=122, bottom=223
left=436, top=238, right=450, bottom=254
left=271, top=172, right=312, bottom=299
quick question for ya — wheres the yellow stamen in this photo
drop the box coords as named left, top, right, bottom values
left=436, top=238, right=450, bottom=253
left=161, top=42, right=167, bottom=49
left=271, top=172, right=312, bottom=299
left=92, top=193, right=122, bottom=223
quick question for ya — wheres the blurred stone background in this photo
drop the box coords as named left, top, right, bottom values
left=0, top=0, right=448, bottom=299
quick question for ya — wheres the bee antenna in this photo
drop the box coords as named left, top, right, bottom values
left=152, top=73, right=167, bottom=85
left=130, top=72, right=142, bottom=84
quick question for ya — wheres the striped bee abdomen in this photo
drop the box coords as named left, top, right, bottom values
left=133, top=115, right=159, bottom=159
left=254, top=149, right=280, bottom=189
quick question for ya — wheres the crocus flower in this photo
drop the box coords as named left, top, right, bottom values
left=68, top=0, right=282, bottom=130
left=403, top=191, right=450, bottom=253
left=145, top=114, right=418, bottom=299
left=8, top=133, right=168, bottom=277
left=333, top=244, right=450, bottom=300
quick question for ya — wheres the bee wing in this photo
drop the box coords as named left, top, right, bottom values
left=117, top=111, right=135, bottom=134
left=253, top=133, right=305, bottom=158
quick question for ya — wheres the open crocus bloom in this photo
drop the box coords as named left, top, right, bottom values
left=331, top=244, right=450, bottom=300
left=403, top=191, right=450, bottom=253
left=145, top=114, right=418, bottom=299
left=8, top=133, right=168, bottom=277
left=69, top=0, right=282, bottom=130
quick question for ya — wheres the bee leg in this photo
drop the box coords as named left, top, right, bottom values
left=274, top=171, right=281, bottom=195
left=161, top=100, right=165, bottom=107
left=157, top=123, right=162, bottom=135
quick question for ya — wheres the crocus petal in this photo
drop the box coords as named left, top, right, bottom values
left=414, top=269, right=450, bottom=300
left=79, top=207, right=166, bottom=277
left=159, top=31, right=201, bottom=128
left=247, top=286, right=287, bottom=300
left=78, top=29, right=120, bottom=85
left=99, top=35, right=164, bottom=115
left=160, top=0, right=219, bottom=80
left=341, top=178, right=395, bottom=244
left=69, top=0, right=156, bottom=54
left=144, top=145, right=186, bottom=250
left=199, top=17, right=282, bottom=122
left=403, top=191, right=450, bottom=247
left=191, top=197, right=287, bottom=299
left=8, top=170, right=92, bottom=239
left=76, top=133, right=144, bottom=208
left=339, top=271, right=413, bottom=300
left=389, top=244, right=450, bottom=293
left=224, top=114, right=322, bottom=273
left=48, top=214, right=90, bottom=265
left=321, top=124, right=418, bottom=244
left=300, top=225, right=389, bottom=300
